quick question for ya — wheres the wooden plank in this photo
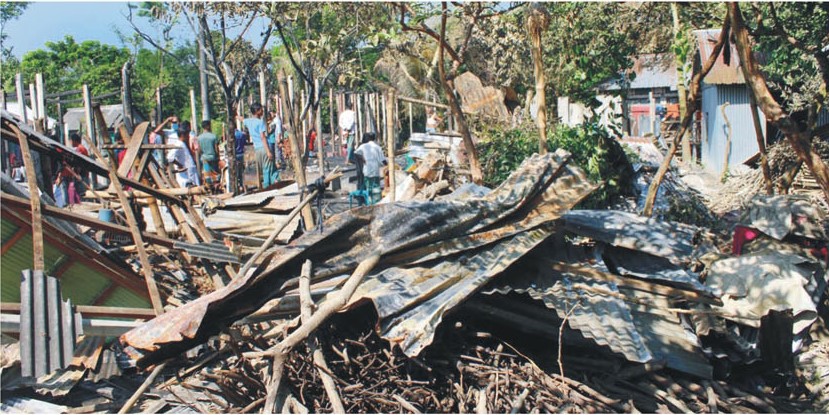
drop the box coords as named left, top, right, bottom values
left=397, top=95, right=450, bottom=110
left=47, top=276, right=64, bottom=371
left=33, top=270, right=48, bottom=376
left=13, top=118, right=45, bottom=271
left=1, top=226, right=28, bottom=255
left=0, top=192, right=176, bottom=248
left=114, top=120, right=149, bottom=177
left=79, top=126, right=164, bottom=315
left=19, top=270, right=33, bottom=377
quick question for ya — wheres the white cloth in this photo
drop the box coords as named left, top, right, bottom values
left=339, top=110, right=356, bottom=133
left=166, top=135, right=200, bottom=188
left=355, top=141, right=386, bottom=178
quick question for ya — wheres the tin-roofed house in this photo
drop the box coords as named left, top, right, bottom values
left=695, top=29, right=769, bottom=176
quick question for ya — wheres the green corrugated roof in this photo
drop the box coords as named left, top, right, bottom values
left=1, top=218, right=150, bottom=309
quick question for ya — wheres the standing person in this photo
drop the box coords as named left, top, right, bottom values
left=242, top=103, right=277, bottom=189
left=150, top=115, right=178, bottom=167
left=233, top=127, right=248, bottom=192
left=354, top=132, right=387, bottom=198
left=197, top=120, right=219, bottom=182
left=166, top=121, right=200, bottom=188
left=339, top=100, right=356, bottom=161
left=69, top=133, right=89, bottom=193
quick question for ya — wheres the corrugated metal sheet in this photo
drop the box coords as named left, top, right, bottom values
left=120, top=151, right=598, bottom=367
left=625, top=289, right=713, bottom=379
left=700, top=85, right=765, bottom=175
left=19, top=270, right=83, bottom=378
left=562, top=210, right=715, bottom=265
left=695, top=29, right=745, bottom=85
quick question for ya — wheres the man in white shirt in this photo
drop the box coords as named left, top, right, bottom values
left=354, top=132, right=386, bottom=190
left=339, top=101, right=356, bottom=161
left=166, top=121, right=201, bottom=188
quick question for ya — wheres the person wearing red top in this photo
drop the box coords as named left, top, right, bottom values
left=68, top=133, right=89, bottom=201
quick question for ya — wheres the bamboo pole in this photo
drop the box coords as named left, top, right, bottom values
left=385, top=89, right=396, bottom=202
left=408, top=102, right=413, bottom=137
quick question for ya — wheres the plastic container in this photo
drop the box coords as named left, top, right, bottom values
left=98, top=208, right=114, bottom=223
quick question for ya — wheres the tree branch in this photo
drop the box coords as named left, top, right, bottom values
left=398, top=3, right=463, bottom=64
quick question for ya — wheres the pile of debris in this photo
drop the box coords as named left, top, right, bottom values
left=2, top=111, right=828, bottom=413
left=708, top=141, right=829, bottom=215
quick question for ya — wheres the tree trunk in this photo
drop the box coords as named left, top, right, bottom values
left=198, top=25, right=211, bottom=122
left=438, top=2, right=483, bottom=184
left=746, top=83, right=774, bottom=195
left=225, top=102, right=238, bottom=195
left=527, top=6, right=550, bottom=155
left=643, top=10, right=731, bottom=216
left=728, top=2, right=829, bottom=203
left=278, top=71, right=314, bottom=231
left=672, top=2, right=692, bottom=164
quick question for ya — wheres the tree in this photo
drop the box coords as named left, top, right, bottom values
left=729, top=2, right=829, bottom=203
left=17, top=36, right=130, bottom=96
left=0, top=2, right=29, bottom=89
left=526, top=4, right=550, bottom=154
left=397, top=2, right=506, bottom=184
left=174, top=2, right=274, bottom=194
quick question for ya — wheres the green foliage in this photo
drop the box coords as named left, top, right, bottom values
left=748, top=3, right=829, bottom=112
left=131, top=45, right=200, bottom=121
left=16, top=36, right=129, bottom=97
left=478, top=122, right=635, bottom=208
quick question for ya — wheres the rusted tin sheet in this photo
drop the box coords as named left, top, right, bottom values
left=120, top=151, right=596, bottom=367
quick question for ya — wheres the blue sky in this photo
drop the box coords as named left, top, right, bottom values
left=4, top=2, right=270, bottom=58
left=6, top=2, right=143, bottom=57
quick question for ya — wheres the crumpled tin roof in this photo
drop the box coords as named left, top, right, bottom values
left=119, top=150, right=598, bottom=367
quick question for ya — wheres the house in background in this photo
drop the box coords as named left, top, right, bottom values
left=558, top=54, right=680, bottom=138
left=598, top=53, right=681, bottom=138
left=694, top=29, right=768, bottom=176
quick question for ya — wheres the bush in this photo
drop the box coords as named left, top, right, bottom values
left=477, top=122, right=635, bottom=208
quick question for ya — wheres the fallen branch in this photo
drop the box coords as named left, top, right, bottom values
left=118, top=362, right=167, bottom=414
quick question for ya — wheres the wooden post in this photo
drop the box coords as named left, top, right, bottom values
left=408, top=102, right=413, bottom=137
left=259, top=70, right=267, bottom=115
left=82, top=85, right=95, bottom=146
left=56, top=101, right=64, bottom=144
left=29, top=84, right=38, bottom=120
left=35, top=74, right=46, bottom=126
left=649, top=91, right=656, bottom=138
left=278, top=71, right=314, bottom=230
left=385, top=89, right=396, bottom=202
left=155, top=86, right=162, bottom=126
left=121, top=61, right=134, bottom=133
left=328, top=87, right=335, bottom=159
left=13, top=127, right=44, bottom=271
left=15, top=74, right=26, bottom=123
left=189, top=89, right=198, bottom=132
left=356, top=93, right=363, bottom=144
left=315, top=79, right=324, bottom=174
